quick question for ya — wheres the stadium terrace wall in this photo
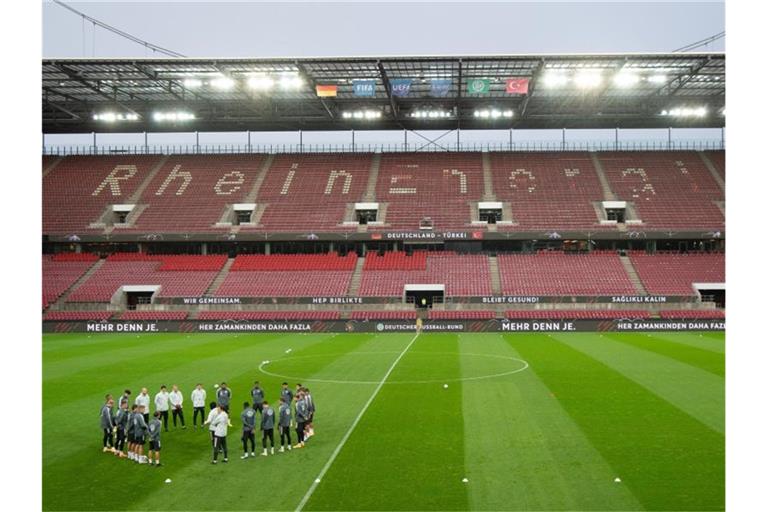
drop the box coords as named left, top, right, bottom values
left=45, top=229, right=725, bottom=243
left=157, top=295, right=698, bottom=305
left=43, top=318, right=725, bottom=333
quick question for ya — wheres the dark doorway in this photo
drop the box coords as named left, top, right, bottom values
left=406, top=289, right=444, bottom=308
left=126, top=291, right=154, bottom=310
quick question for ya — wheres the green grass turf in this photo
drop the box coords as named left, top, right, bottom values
left=42, top=331, right=724, bottom=511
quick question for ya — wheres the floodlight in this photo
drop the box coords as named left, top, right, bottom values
left=247, top=75, right=274, bottom=90
left=183, top=78, right=203, bottom=88
left=613, top=72, right=640, bottom=88
left=93, top=112, right=139, bottom=122
left=574, top=70, right=602, bottom=88
left=647, top=74, right=667, bottom=84
left=153, top=111, right=195, bottom=122
left=210, top=77, right=235, bottom=90
left=279, top=74, right=303, bottom=89
left=542, top=72, right=568, bottom=88
left=661, top=107, right=707, bottom=118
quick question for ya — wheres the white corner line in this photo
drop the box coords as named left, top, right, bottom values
left=294, top=332, right=420, bottom=512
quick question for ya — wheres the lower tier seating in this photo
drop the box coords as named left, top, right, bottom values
left=505, top=310, right=652, bottom=319
left=42, top=256, right=100, bottom=308
left=629, top=252, right=725, bottom=295
left=658, top=310, right=725, bottom=319
left=215, top=271, right=353, bottom=297
left=43, top=311, right=114, bottom=321
left=429, top=310, right=496, bottom=319
left=198, top=311, right=340, bottom=320
left=348, top=311, right=418, bottom=320
left=117, top=311, right=189, bottom=320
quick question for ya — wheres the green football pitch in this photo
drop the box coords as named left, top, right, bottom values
left=42, top=331, right=724, bottom=511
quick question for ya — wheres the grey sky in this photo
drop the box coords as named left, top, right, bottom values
left=41, top=1, right=725, bottom=149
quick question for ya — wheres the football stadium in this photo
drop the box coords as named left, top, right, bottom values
left=40, top=7, right=726, bottom=512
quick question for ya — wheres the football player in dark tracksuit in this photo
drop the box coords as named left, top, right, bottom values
left=147, top=411, right=162, bottom=466
left=240, top=402, right=256, bottom=459
left=250, top=381, right=265, bottom=415
left=132, top=405, right=149, bottom=464
left=100, top=396, right=115, bottom=453
left=294, top=393, right=309, bottom=449
left=216, top=383, right=232, bottom=413
left=114, top=400, right=129, bottom=458
left=260, top=401, right=275, bottom=456
left=280, top=382, right=293, bottom=408
left=278, top=397, right=292, bottom=452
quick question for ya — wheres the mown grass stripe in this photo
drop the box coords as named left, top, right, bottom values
left=459, top=333, right=642, bottom=511
left=607, top=332, right=724, bottom=377
left=510, top=333, right=724, bottom=512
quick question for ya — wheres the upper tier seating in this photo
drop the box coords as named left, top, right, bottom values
left=43, top=311, right=114, bottom=321
left=704, top=151, right=725, bottom=180
left=598, top=151, right=724, bottom=229
left=42, top=254, right=100, bottom=308
left=363, top=251, right=427, bottom=270
left=658, top=310, right=726, bottom=319
left=358, top=252, right=492, bottom=296
left=125, top=154, right=264, bottom=232
left=67, top=254, right=225, bottom=302
left=43, top=155, right=161, bottom=234
left=198, top=311, right=340, bottom=321
left=497, top=252, right=636, bottom=295
left=429, top=310, right=496, bottom=319
left=245, top=153, right=371, bottom=231
left=118, top=311, right=189, bottom=320
left=373, top=153, right=483, bottom=230
left=505, top=310, right=652, bottom=319
left=491, top=152, right=605, bottom=230
left=628, top=252, right=725, bottom=295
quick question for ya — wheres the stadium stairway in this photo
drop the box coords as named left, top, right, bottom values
left=42, top=156, right=63, bottom=178
left=126, top=155, right=170, bottom=204
left=243, top=154, right=275, bottom=202
left=204, top=258, right=235, bottom=295
left=347, top=257, right=366, bottom=295
left=589, top=152, right=617, bottom=201
left=47, top=258, right=105, bottom=310
left=697, top=151, right=726, bottom=193
left=363, top=153, right=381, bottom=201
left=488, top=255, right=502, bottom=294
left=481, top=152, right=496, bottom=200
left=619, top=255, right=648, bottom=295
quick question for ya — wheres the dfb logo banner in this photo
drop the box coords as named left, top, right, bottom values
left=467, top=79, right=490, bottom=94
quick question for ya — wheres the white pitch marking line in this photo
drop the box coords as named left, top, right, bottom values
left=294, top=332, right=420, bottom=512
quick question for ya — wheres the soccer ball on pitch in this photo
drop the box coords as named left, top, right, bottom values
left=214, top=384, right=219, bottom=389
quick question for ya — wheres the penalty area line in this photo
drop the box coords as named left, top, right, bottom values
left=294, top=332, right=420, bottom=512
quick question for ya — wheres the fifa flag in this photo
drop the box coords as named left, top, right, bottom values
left=506, top=78, right=530, bottom=95
left=467, top=79, right=490, bottom=94
left=430, top=79, right=451, bottom=97
left=390, top=79, right=412, bottom=97
left=316, top=85, right=338, bottom=97
left=353, top=80, right=376, bottom=97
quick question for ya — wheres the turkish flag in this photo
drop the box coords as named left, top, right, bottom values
left=471, top=231, right=484, bottom=240
left=506, top=78, right=529, bottom=95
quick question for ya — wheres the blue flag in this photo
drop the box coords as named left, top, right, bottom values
left=430, top=79, right=451, bottom=97
left=353, top=80, right=376, bottom=97
left=390, top=79, right=412, bottom=97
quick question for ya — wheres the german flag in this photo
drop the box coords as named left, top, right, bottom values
left=316, top=85, right=338, bottom=97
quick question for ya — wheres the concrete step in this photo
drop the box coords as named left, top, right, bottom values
left=204, top=258, right=235, bottom=296
left=619, top=255, right=648, bottom=295
left=127, top=154, right=169, bottom=204
left=364, top=153, right=381, bottom=201
left=42, top=156, right=63, bottom=178
left=589, top=152, right=617, bottom=201
left=481, top=152, right=496, bottom=200
left=488, top=255, right=502, bottom=295
left=347, top=257, right=366, bottom=296
left=698, top=151, right=726, bottom=193
left=49, top=259, right=105, bottom=310
left=244, top=154, right=275, bottom=202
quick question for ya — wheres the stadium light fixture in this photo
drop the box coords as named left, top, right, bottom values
left=473, top=109, right=513, bottom=119
left=343, top=110, right=382, bottom=120
left=574, top=70, right=602, bottom=89
left=660, top=107, right=707, bottom=118
left=613, top=72, right=640, bottom=88
left=210, top=77, right=235, bottom=90
left=183, top=78, right=203, bottom=89
left=647, top=74, right=667, bottom=84
left=542, top=71, right=568, bottom=88
left=279, top=73, right=303, bottom=89
left=153, top=111, right=196, bottom=122
left=247, top=75, right=275, bottom=90
left=410, top=110, right=452, bottom=119
left=92, top=112, right=139, bottom=122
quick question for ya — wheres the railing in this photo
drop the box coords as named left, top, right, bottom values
left=42, top=139, right=725, bottom=157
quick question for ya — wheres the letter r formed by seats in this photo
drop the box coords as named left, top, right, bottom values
left=91, top=165, right=138, bottom=196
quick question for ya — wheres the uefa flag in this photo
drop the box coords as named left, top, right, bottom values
left=316, top=85, right=338, bottom=97
left=390, top=79, right=412, bottom=97
left=467, top=79, right=490, bottom=94
left=506, top=78, right=530, bottom=95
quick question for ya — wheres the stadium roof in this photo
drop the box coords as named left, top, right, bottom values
left=42, top=53, right=725, bottom=134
